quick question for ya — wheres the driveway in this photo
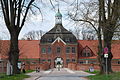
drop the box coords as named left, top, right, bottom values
left=24, top=68, right=94, bottom=80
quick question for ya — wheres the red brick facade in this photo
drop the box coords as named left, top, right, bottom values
left=40, top=40, right=78, bottom=68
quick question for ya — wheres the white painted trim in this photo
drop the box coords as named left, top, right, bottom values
left=52, top=37, right=66, bottom=45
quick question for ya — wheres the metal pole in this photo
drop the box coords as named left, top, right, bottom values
left=106, top=58, right=107, bottom=75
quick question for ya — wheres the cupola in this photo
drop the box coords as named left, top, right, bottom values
left=55, top=9, right=62, bottom=24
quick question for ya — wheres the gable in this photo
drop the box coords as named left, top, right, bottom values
left=52, top=37, right=66, bottom=45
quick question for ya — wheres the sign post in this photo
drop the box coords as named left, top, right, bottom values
left=104, top=47, right=108, bottom=75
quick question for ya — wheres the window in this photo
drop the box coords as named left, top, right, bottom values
left=56, top=28, right=61, bottom=32
left=79, top=60, right=86, bottom=64
left=48, top=59, right=51, bottom=62
left=87, top=53, right=91, bottom=56
left=48, top=47, right=51, bottom=53
left=72, top=47, right=76, bottom=53
left=40, top=59, right=46, bottom=63
left=41, top=48, right=46, bottom=53
left=83, top=53, right=91, bottom=57
left=118, top=61, right=120, bottom=64
left=66, top=47, right=70, bottom=53
left=66, top=59, right=70, bottom=63
left=57, top=47, right=61, bottom=53
left=65, top=38, right=70, bottom=42
left=72, top=59, right=75, bottom=62
left=82, top=47, right=92, bottom=57
left=48, top=38, right=52, bottom=42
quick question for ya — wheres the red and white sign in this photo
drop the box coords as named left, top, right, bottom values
left=104, top=47, right=108, bottom=54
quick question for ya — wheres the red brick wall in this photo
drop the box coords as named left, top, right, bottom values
left=25, top=63, right=50, bottom=71
left=76, top=64, right=100, bottom=71
left=68, top=63, right=77, bottom=70
left=40, top=41, right=78, bottom=68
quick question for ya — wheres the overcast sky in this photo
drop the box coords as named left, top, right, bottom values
left=0, top=0, right=80, bottom=40
left=0, top=0, right=94, bottom=40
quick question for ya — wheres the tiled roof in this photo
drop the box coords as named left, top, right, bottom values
left=40, top=24, right=77, bottom=44
left=78, top=40, right=120, bottom=59
left=19, top=40, right=40, bottom=59
left=0, top=40, right=40, bottom=59
left=0, top=40, right=120, bottom=60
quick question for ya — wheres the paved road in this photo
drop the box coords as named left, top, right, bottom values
left=32, top=68, right=93, bottom=80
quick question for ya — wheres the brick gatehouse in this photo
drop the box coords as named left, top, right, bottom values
left=1, top=9, right=120, bottom=72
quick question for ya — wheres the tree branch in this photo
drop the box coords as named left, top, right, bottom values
left=20, top=0, right=35, bottom=31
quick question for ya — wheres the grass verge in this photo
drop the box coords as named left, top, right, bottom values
left=0, top=70, right=34, bottom=80
left=86, top=71, right=120, bottom=80
left=85, top=70, right=99, bottom=74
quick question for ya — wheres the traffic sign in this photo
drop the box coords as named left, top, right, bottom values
left=104, top=47, right=108, bottom=54
left=104, top=54, right=108, bottom=58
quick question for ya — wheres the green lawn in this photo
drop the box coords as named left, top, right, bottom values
left=86, top=71, right=120, bottom=80
left=0, top=70, right=34, bottom=80
left=85, top=70, right=99, bottom=74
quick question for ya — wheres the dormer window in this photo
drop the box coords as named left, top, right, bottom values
left=82, top=46, right=93, bottom=57
left=56, top=27, right=61, bottom=32
left=65, top=38, right=70, bottom=42
left=48, top=38, right=52, bottom=42
left=56, top=29, right=60, bottom=32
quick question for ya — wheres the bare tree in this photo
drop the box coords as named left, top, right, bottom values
left=112, top=26, right=120, bottom=40
left=0, top=0, right=38, bottom=74
left=21, top=30, right=44, bottom=40
left=81, top=27, right=97, bottom=40
left=35, top=30, right=45, bottom=40
left=73, top=26, right=81, bottom=40
left=67, top=0, right=120, bottom=74
left=22, top=31, right=36, bottom=40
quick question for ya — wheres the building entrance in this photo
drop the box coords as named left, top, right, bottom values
left=54, top=57, right=63, bottom=68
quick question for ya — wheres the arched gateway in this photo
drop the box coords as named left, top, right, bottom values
left=54, top=57, right=63, bottom=68
left=40, top=9, right=78, bottom=69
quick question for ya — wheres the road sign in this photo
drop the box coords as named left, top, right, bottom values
left=104, top=47, right=108, bottom=54
left=104, top=54, right=108, bottom=58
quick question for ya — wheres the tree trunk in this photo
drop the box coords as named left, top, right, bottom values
left=103, top=31, right=113, bottom=73
left=101, top=26, right=114, bottom=74
left=8, top=29, right=20, bottom=74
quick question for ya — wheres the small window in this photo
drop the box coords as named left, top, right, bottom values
left=42, top=59, right=46, bottom=62
left=65, top=38, right=70, bottom=42
left=72, top=59, right=75, bottom=62
left=66, top=47, right=70, bottom=53
left=72, top=47, right=76, bottom=53
left=87, top=53, right=91, bottom=56
left=48, top=47, right=51, bottom=53
left=48, top=59, right=51, bottom=62
left=118, top=61, right=120, bottom=64
left=79, top=61, right=84, bottom=64
left=57, top=47, right=61, bottom=53
left=83, top=53, right=91, bottom=57
left=82, top=53, right=86, bottom=57
left=56, top=28, right=61, bottom=32
left=48, top=38, right=52, bottom=42
left=41, top=48, right=46, bottom=53
left=66, top=59, right=70, bottom=63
